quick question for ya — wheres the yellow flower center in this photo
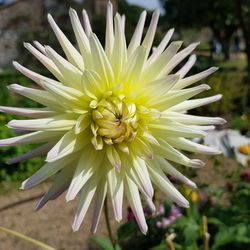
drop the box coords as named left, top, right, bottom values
left=90, top=95, right=139, bottom=149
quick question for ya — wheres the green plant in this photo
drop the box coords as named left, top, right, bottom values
left=194, top=71, right=248, bottom=116
left=0, top=71, right=43, bottom=182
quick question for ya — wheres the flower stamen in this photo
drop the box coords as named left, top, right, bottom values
left=91, top=95, right=138, bottom=148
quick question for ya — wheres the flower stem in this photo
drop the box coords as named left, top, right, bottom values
left=165, top=233, right=176, bottom=250
left=104, top=197, right=115, bottom=248
left=201, top=216, right=210, bottom=250
left=0, top=226, right=56, bottom=250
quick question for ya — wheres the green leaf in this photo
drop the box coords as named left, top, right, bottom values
left=163, top=199, right=172, bottom=217
left=114, top=244, right=122, bottom=250
left=183, top=220, right=199, bottom=246
left=117, top=220, right=138, bottom=240
left=150, top=242, right=168, bottom=250
left=212, top=224, right=250, bottom=250
left=207, top=217, right=225, bottom=227
left=90, top=235, right=115, bottom=250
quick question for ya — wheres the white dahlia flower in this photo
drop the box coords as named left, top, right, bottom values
left=0, top=2, right=224, bottom=234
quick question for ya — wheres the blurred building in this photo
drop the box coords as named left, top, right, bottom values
left=84, top=0, right=117, bottom=17
left=0, top=0, right=117, bottom=69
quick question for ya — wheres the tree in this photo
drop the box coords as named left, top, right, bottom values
left=160, top=0, right=237, bottom=61
left=161, top=0, right=250, bottom=107
left=235, top=0, right=250, bottom=72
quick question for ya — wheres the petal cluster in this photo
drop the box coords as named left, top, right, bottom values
left=0, top=2, right=225, bottom=234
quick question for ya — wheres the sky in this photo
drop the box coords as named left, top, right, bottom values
left=126, top=0, right=165, bottom=14
left=0, top=0, right=165, bottom=14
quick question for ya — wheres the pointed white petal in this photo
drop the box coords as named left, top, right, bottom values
left=72, top=177, right=97, bottom=231
left=66, top=150, right=104, bottom=201
left=40, top=79, right=84, bottom=106
left=106, top=146, right=121, bottom=171
left=134, top=157, right=153, bottom=197
left=74, top=113, right=91, bottom=134
left=166, top=137, right=221, bottom=155
left=127, top=10, right=146, bottom=57
left=125, top=175, right=148, bottom=234
left=7, top=142, right=53, bottom=165
left=147, top=161, right=189, bottom=207
left=162, top=111, right=226, bottom=125
left=142, top=9, right=160, bottom=51
left=176, top=54, right=197, bottom=78
left=142, top=41, right=182, bottom=83
left=44, top=46, right=82, bottom=89
left=91, top=179, right=107, bottom=233
left=13, top=61, right=61, bottom=87
left=82, top=9, right=92, bottom=37
left=131, top=136, right=153, bottom=160
left=156, top=156, right=197, bottom=188
left=145, top=197, right=156, bottom=212
left=107, top=167, right=124, bottom=222
left=21, top=155, right=78, bottom=189
left=149, top=119, right=206, bottom=138
left=89, top=33, right=114, bottom=87
left=148, top=28, right=174, bottom=63
left=36, top=165, right=74, bottom=210
left=147, top=84, right=210, bottom=110
left=169, top=94, right=222, bottom=112
left=105, top=1, right=114, bottom=58
left=164, top=42, right=200, bottom=75
left=173, top=67, right=218, bottom=90
left=8, top=114, right=77, bottom=131
left=8, top=84, right=62, bottom=110
left=23, top=42, right=64, bottom=82
left=140, top=75, right=180, bottom=101
left=111, top=14, right=127, bottom=82
left=47, top=14, right=84, bottom=70
left=69, top=8, right=91, bottom=66
left=141, top=129, right=159, bottom=145
left=0, top=106, right=56, bottom=118
left=132, top=157, right=154, bottom=198
left=46, top=129, right=90, bottom=162
left=82, top=70, right=105, bottom=99
left=0, top=131, right=62, bottom=146
left=124, top=46, right=148, bottom=88
left=33, top=41, right=46, bottom=54
left=189, top=125, right=215, bottom=131
left=121, top=14, right=126, bottom=32
left=154, top=139, right=205, bottom=168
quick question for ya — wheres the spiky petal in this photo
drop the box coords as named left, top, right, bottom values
left=0, top=3, right=224, bottom=234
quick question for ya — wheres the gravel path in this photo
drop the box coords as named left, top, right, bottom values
left=0, top=183, right=121, bottom=250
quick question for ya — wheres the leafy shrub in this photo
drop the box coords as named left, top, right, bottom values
left=193, top=71, right=248, bottom=116
left=0, top=71, right=43, bottom=182
left=90, top=168, right=250, bottom=250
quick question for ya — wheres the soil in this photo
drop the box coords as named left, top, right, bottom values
left=0, top=183, right=122, bottom=250
left=0, top=155, right=240, bottom=250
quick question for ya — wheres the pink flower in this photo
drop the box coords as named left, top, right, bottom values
left=240, top=171, right=250, bottom=182
left=156, top=205, right=181, bottom=228
left=127, top=207, right=136, bottom=221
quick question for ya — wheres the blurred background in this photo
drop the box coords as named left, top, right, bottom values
left=0, top=0, right=250, bottom=249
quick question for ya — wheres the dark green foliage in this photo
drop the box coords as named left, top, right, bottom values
left=0, top=121, right=41, bottom=182
left=91, top=170, right=250, bottom=250
left=205, top=182, right=250, bottom=250
left=0, top=71, right=43, bottom=182
left=193, top=71, right=248, bottom=116
left=117, top=218, right=165, bottom=250
left=90, top=235, right=121, bottom=250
